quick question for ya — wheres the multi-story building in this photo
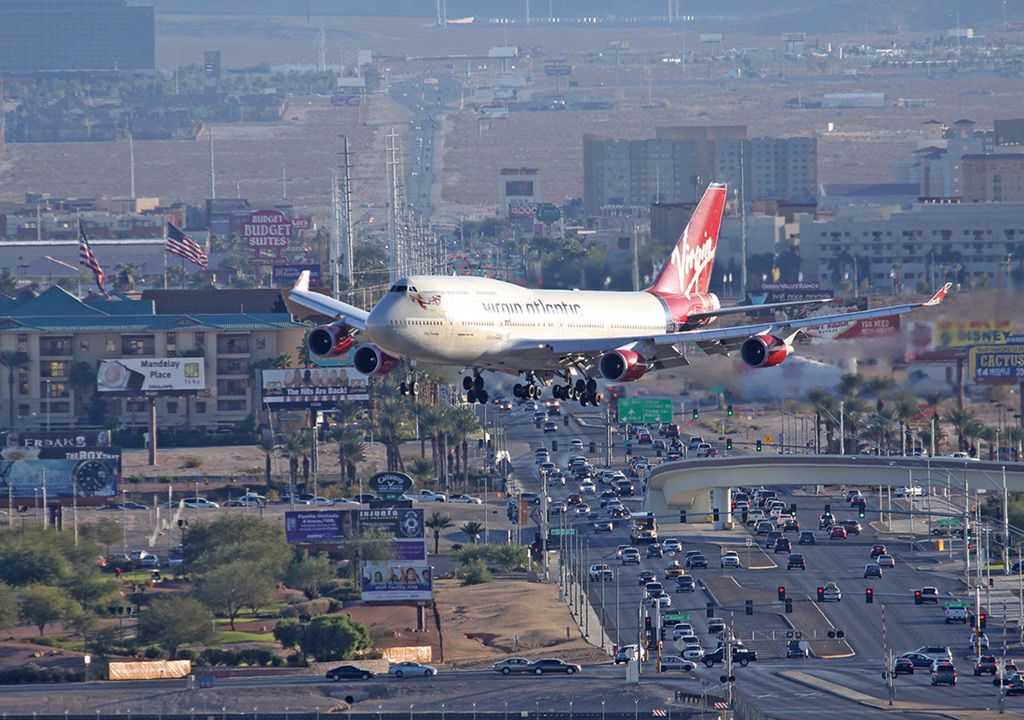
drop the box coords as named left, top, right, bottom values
left=962, top=154, right=1024, bottom=202
left=798, top=201, right=1024, bottom=292
left=0, top=285, right=306, bottom=431
left=583, top=126, right=816, bottom=215
left=0, top=0, right=155, bottom=72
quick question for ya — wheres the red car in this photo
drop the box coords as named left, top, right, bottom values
left=830, top=526, right=848, bottom=540
left=870, top=544, right=887, bottom=558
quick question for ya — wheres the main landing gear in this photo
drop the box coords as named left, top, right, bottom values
left=463, top=373, right=489, bottom=404
left=552, top=377, right=601, bottom=407
left=399, top=373, right=420, bottom=398
left=512, top=382, right=542, bottom=400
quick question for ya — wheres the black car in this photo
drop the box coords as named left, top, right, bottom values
left=975, top=655, right=999, bottom=676
left=786, top=553, right=806, bottom=570
left=703, top=645, right=757, bottom=667
left=838, top=520, right=862, bottom=535
left=638, top=570, right=657, bottom=585
left=798, top=531, right=815, bottom=545
left=773, top=537, right=792, bottom=554
left=686, top=554, right=708, bottom=569
left=893, top=657, right=915, bottom=675
left=325, top=665, right=375, bottom=681
left=786, top=640, right=809, bottom=658
left=646, top=544, right=664, bottom=558
left=897, top=652, right=934, bottom=668
left=764, top=531, right=782, bottom=549
left=675, top=576, right=697, bottom=593
left=528, top=659, right=581, bottom=675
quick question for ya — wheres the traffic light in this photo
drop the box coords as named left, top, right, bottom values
left=857, top=500, right=866, bottom=519
left=679, top=510, right=687, bottom=523
left=914, top=590, right=922, bottom=605
left=817, top=587, right=825, bottom=602
left=785, top=598, right=793, bottom=614
left=706, top=602, right=714, bottom=618
left=778, top=586, right=786, bottom=601
left=865, top=588, right=874, bottom=604
left=979, top=613, right=987, bottom=630
left=755, top=440, right=763, bottom=452
left=727, top=404, right=734, bottom=417
left=692, top=408, right=699, bottom=420
left=726, top=438, right=733, bottom=451
left=746, top=600, right=753, bottom=616
left=644, top=615, right=653, bottom=637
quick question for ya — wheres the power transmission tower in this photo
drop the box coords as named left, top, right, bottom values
left=385, top=128, right=409, bottom=281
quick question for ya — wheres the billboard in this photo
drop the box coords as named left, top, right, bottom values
left=243, top=210, right=293, bottom=250
left=261, top=368, right=369, bottom=407
left=97, top=359, right=205, bottom=394
left=969, top=345, right=1024, bottom=383
left=357, top=507, right=424, bottom=539
left=368, top=472, right=413, bottom=499
left=4, top=430, right=110, bottom=449
left=285, top=510, right=353, bottom=543
left=934, top=320, right=1013, bottom=350
left=272, top=263, right=321, bottom=285
left=361, top=561, right=432, bottom=601
left=0, top=444, right=120, bottom=498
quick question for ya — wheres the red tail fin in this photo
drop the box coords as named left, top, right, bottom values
left=647, top=183, right=727, bottom=297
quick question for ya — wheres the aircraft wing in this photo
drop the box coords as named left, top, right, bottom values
left=285, top=271, right=369, bottom=330
left=686, top=298, right=831, bottom=322
left=511, top=284, right=951, bottom=357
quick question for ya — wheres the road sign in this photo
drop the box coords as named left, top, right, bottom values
left=618, top=397, right=673, bottom=423
left=745, top=537, right=753, bottom=547
left=936, top=519, right=962, bottom=526
left=763, top=434, right=774, bottom=443
left=550, top=528, right=577, bottom=536
left=659, top=614, right=692, bottom=626
left=944, top=601, right=970, bottom=609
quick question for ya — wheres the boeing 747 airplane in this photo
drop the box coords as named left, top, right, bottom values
left=287, top=184, right=950, bottom=405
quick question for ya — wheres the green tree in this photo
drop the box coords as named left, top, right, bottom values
left=284, top=551, right=336, bottom=599
left=183, top=515, right=290, bottom=579
left=0, top=536, right=70, bottom=586
left=112, top=263, right=141, bottom=291
left=0, top=350, right=30, bottom=429
left=0, top=582, right=18, bottom=630
left=337, top=531, right=396, bottom=580
left=194, top=560, right=276, bottom=630
left=462, top=558, right=492, bottom=586
left=408, top=457, right=435, bottom=485
left=946, top=408, right=982, bottom=453
left=460, top=521, right=484, bottom=545
left=0, top=268, right=17, bottom=296
left=487, top=544, right=529, bottom=572
left=19, top=585, right=78, bottom=636
left=60, top=570, right=119, bottom=611
left=425, top=512, right=453, bottom=555
left=298, top=614, right=371, bottom=661
left=256, top=435, right=278, bottom=486
left=81, top=518, right=122, bottom=556
left=272, top=617, right=303, bottom=652
left=137, top=595, right=216, bottom=658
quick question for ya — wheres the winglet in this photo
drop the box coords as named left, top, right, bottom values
left=923, top=282, right=952, bottom=307
left=293, top=270, right=311, bottom=293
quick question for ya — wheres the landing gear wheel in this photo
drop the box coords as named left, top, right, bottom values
left=592, top=392, right=602, bottom=405
left=400, top=381, right=408, bottom=395
left=575, top=379, right=587, bottom=394
left=410, top=381, right=419, bottom=397
left=579, top=394, right=588, bottom=407
left=529, top=385, right=539, bottom=400
left=466, top=388, right=477, bottom=403
left=513, top=384, right=524, bottom=399
left=568, top=387, right=578, bottom=401
left=477, top=389, right=489, bottom=404
left=587, top=378, right=597, bottom=393
left=473, top=375, right=484, bottom=392
left=463, top=376, right=473, bottom=391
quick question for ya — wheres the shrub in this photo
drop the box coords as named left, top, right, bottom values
left=199, top=648, right=239, bottom=666
left=236, top=647, right=276, bottom=666
left=143, top=645, right=163, bottom=659
left=175, top=648, right=196, bottom=661
left=182, top=457, right=203, bottom=469
left=280, top=598, right=332, bottom=619
left=462, top=559, right=492, bottom=586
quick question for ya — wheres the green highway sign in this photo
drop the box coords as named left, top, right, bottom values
left=550, top=528, right=577, bottom=536
left=659, top=614, right=692, bottom=626
left=944, top=602, right=970, bottom=609
left=618, top=397, right=673, bottom=423
left=936, top=519, right=962, bottom=527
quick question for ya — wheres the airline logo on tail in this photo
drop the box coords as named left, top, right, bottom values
left=648, top=183, right=727, bottom=298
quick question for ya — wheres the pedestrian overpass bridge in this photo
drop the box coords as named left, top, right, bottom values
left=644, top=455, right=1024, bottom=529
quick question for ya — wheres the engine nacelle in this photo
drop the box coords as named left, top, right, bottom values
left=740, top=334, right=793, bottom=369
left=308, top=321, right=356, bottom=358
left=353, top=344, right=400, bottom=376
left=599, top=349, right=649, bottom=382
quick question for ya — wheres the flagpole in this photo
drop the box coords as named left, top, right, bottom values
left=162, top=219, right=168, bottom=290
left=76, top=216, right=84, bottom=299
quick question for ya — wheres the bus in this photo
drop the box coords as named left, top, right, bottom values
left=630, top=511, right=658, bottom=544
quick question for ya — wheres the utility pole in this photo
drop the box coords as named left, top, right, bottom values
left=128, top=133, right=136, bottom=199
left=540, top=470, right=549, bottom=581
left=208, top=127, right=216, bottom=199
left=839, top=400, right=845, bottom=455
left=739, top=141, right=748, bottom=299
left=881, top=604, right=895, bottom=704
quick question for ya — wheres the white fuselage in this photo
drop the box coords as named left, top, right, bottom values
left=365, top=275, right=672, bottom=370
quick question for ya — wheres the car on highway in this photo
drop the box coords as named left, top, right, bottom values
left=675, top=576, right=697, bottom=593
left=565, top=493, right=583, bottom=506
left=877, top=553, right=895, bottom=568
left=782, top=520, right=800, bottom=533
left=798, top=531, right=816, bottom=546
left=968, top=632, right=990, bottom=651
left=388, top=661, right=437, bottom=677
left=615, top=545, right=631, bottom=559
left=622, top=548, right=641, bottom=565
left=609, top=506, right=630, bottom=519
left=682, top=643, right=705, bottom=662
left=449, top=494, right=483, bottom=504
left=325, top=665, right=375, bottom=681
left=786, top=640, right=809, bottom=658
left=931, top=660, right=957, bottom=686
left=1006, top=676, right=1024, bottom=696
left=773, top=537, right=792, bottom=554
left=707, top=617, right=726, bottom=634
left=703, top=644, right=756, bottom=667
left=720, top=552, right=741, bottom=568
left=916, top=646, right=954, bottom=663
left=787, top=554, right=806, bottom=570
left=755, top=521, right=774, bottom=535
left=822, top=581, right=842, bottom=602
left=919, top=587, right=940, bottom=604
left=893, top=656, right=916, bottom=675
left=549, top=502, right=567, bottom=516
left=580, top=480, right=596, bottom=494
left=573, top=503, right=591, bottom=516
left=646, top=544, right=664, bottom=559
left=663, top=539, right=683, bottom=553
left=660, top=655, right=697, bottom=672
left=685, top=553, right=708, bottom=569
left=528, top=658, right=581, bottom=675
left=764, top=531, right=783, bottom=549
left=638, top=571, right=657, bottom=585
left=100, top=501, right=149, bottom=511
left=614, top=645, right=645, bottom=664
left=665, top=561, right=686, bottom=578
left=870, top=544, right=888, bottom=558
left=412, top=489, right=447, bottom=502
left=864, top=562, right=882, bottom=578
left=829, top=526, right=848, bottom=540
left=593, top=520, right=613, bottom=533
left=332, top=497, right=362, bottom=507
left=670, top=622, right=695, bottom=639
left=974, top=655, right=999, bottom=676
left=897, top=652, right=935, bottom=669
left=589, top=564, right=613, bottom=582
left=543, top=421, right=558, bottom=433
left=521, top=492, right=542, bottom=506
left=846, top=489, right=863, bottom=503
left=838, top=520, right=862, bottom=535
left=493, top=658, right=533, bottom=674
left=570, top=438, right=584, bottom=451
left=164, top=497, right=219, bottom=509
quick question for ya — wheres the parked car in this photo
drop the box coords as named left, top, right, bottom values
left=388, top=662, right=437, bottom=677
left=326, top=665, right=374, bottom=681
left=528, top=659, right=581, bottom=675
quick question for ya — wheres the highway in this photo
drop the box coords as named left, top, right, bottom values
left=496, top=402, right=1024, bottom=717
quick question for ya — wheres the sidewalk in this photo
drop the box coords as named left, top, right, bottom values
left=551, top=555, right=615, bottom=655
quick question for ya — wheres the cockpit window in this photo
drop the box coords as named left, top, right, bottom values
left=389, top=284, right=408, bottom=292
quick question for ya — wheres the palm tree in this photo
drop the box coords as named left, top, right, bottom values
left=256, top=435, right=278, bottom=486
left=280, top=430, right=313, bottom=491
left=837, top=373, right=862, bottom=399
left=945, top=408, right=981, bottom=453
left=113, top=263, right=141, bottom=291
left=332, top=425, right=366, bottom=488
left=425, top=512, right=453, bottom=554
left=0, top=351, right=29, bottom=429
left=408, top=456, right=435, bottom=486
left=373, top=394, right=411, bottom=472
left=460, top=521, right=484, bottom=545
left=449, top=407, right=481, bottom=488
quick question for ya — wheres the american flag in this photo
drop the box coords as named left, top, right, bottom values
left=78, top=221, right=106, bottom=292
left=165, top=222, right=209, bottom=270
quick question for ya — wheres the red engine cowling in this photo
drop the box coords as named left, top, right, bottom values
left=740, top=335, right=793, bottom=368
left=599, top=349, right=649, bottom=382
left=308, top=321, right=356, bottom=358
left=353, top=344, right=400, bottom=376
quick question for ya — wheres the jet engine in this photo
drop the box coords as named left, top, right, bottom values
left=740, top=334, right=793, bottom=368
left=353, top=344, right=400, bottom=376
left=598, top=349, right=649, bottom=382
left=308, top=321, right=357, bottom=358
